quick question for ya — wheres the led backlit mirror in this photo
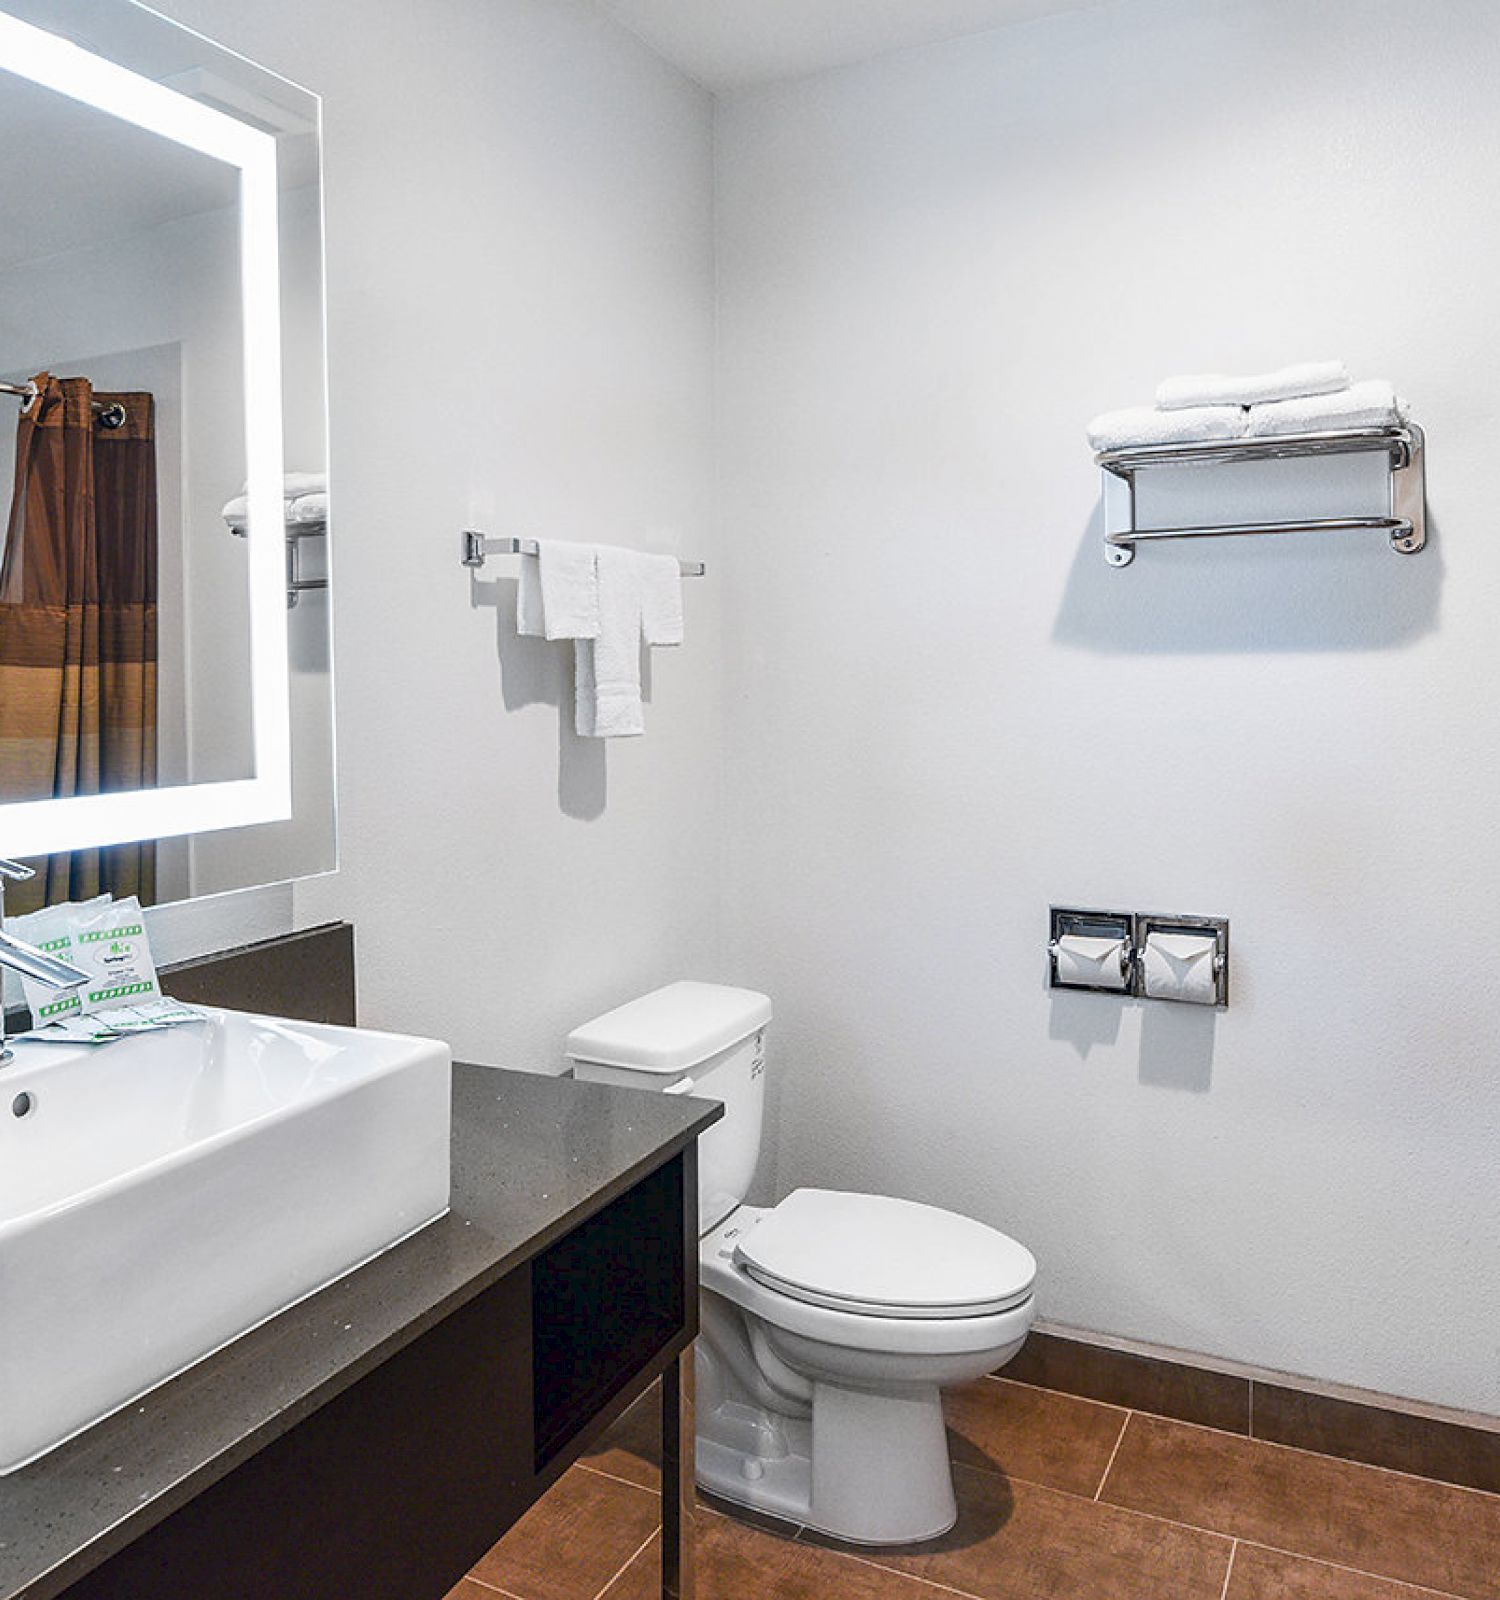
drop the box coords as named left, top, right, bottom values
left=0, top=0, right=334, bottom=909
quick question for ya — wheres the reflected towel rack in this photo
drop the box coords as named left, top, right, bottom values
left=461, top=531, right=705, bottom=577
left=1095, top=423, right=1426, bottom=567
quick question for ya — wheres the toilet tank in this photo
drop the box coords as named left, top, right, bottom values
left=565, top=982, right=772, bottom=1236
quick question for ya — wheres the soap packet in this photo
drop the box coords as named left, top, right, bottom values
left=18, top=998, right=206, bottom=1045
left=98, top=998, right=206, bottom=1033
left=17, top=1014, right=128, bottom=1045
left=69, top=896, right=163, bottom=1014
left=5, top=894, right=111, bottom=1025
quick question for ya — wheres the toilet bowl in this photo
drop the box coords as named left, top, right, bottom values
left=566, top=982, right=1037, bottom=1547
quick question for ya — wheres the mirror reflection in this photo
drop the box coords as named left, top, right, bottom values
left=0, top=0, right=335, bottom=910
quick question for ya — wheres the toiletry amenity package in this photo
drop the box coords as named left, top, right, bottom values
left=69, top=896, right=163, bottom=1013
left=5, top=894, right=110, bottom=1024
left=7, top=894, right=163, bottom=1023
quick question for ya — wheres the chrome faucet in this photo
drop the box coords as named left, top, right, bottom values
left=0, top=859, right=89, bottom=1063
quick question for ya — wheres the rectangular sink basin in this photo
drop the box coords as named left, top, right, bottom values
left=0, top=1008, right=451, bottom=1473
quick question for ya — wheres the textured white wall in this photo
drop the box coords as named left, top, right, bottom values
left=152, top=0, right=723, bottom=1068
left=715, top=0, right=1500, bottom=1413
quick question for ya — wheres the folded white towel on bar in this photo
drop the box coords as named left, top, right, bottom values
left=515, top=541, right=601, bottom=640
left=640, top=553, right=684, bottom=647
left=1155, top=361, right=1349, bottom=411
left=1087, top=404, right=1248, bottom=454
left=575, top=546, right=649, bottom=739
left=1246, top=378, right=1409, bottom=437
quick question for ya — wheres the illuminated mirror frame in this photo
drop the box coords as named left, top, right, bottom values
left=0, top=8, right=290, bottom=859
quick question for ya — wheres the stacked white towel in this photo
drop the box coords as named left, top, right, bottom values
left=515, top=540, right=684, bottom=739
left=1155, top=361, right=1349, bottom=410
left=1087, top=404, right=1246, bottom=454
left=1088, top=364, right=1407, bottom=453
left=1246, top=378, right=1408, bottom=437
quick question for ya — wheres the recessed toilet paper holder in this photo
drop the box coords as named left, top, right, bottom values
left=1135, top=912, right=1230, bottom=1008
left=1049, top=907, right=1230, bottom=1006
left=1048, top=907, right=1137, bottom=996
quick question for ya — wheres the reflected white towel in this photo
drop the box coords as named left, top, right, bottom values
left=287, top=491, right=328, bottom=524
left=640, top=553, right=683, bottom=647
left=1156, top=362, right=1349, bottom=411
left=1087, top=404, right=1247, bottom=453
left=220, top=471, right=329, bottom=529
left=575, top=546, right=647, bottom=739
left=1246, top=379, right=1408, bottom=436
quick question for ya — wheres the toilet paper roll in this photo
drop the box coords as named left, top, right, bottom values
left=1141, top=930, right=1220, bottom=1004
left=1053, top=934, right=1130, bottom=991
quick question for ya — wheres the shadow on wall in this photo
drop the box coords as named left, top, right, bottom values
left=1052, top=504, right=1444, bottom=654
left=468, top=572, right=612, bottom=821
left=1048, top=987, right=1218, bottom=1094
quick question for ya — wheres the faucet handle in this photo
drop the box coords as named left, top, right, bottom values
left=0, top=859, right=35, bottom=882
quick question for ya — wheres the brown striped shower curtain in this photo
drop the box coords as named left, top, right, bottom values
left=0, top=372, right=158, bottom=913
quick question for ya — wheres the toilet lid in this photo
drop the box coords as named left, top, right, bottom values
left=734, top=1189, right=1036, bottom=1320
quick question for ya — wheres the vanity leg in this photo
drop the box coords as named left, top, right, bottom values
left=661, top=1346, right=696, bottom=1600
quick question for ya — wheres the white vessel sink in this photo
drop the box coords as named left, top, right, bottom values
left=0, top=1008, right=452, bottom=1473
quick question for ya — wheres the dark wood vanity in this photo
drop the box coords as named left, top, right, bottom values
left=0, top=928, right=719, bottom=1600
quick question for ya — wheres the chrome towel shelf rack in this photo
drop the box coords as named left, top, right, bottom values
left=461, top=531, right=705, bottom=577
left=1094, top=423, right=1426, bottom=567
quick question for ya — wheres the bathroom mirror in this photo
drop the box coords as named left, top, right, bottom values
left=0, top=0, right=335, bottom=911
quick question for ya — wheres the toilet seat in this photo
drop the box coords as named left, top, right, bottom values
left=733, top=1188, right=1036, bottom=1320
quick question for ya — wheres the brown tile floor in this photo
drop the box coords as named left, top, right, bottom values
left=451, top=1373, right=1500, bottom=1600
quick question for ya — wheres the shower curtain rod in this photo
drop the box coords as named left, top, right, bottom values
left=0, top=379, right=127, bottom=430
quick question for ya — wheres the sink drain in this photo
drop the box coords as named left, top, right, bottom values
left=11, top=1091, right=34, bottom=1118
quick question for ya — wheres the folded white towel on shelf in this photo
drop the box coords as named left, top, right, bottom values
left=1246, top=378, right=1408, bottom=437
left=639, top=553, right=684, bottom=647
left=575, top=546, right=649, bottom=739
left=1155, top=362, right=1349, bottom=411
left=1087, top=403, right=1248, bottom=454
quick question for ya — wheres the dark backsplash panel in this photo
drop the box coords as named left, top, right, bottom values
left=162, top=922, right=355, bottom=1026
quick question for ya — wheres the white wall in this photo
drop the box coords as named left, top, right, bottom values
left=715, top=0, right=1500, bottom=1413
left=154, top=0, right=723, bottom=1071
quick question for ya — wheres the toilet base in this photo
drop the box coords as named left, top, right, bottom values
left=696, top=1375, right=958, bottom=1547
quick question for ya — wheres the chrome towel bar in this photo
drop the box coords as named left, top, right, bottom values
left=1095, top=423, right=1426, bottom=566
left=461, top=531, right=705, bottom=577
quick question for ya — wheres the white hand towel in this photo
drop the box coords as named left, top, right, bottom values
left=1156, top=361, right=1349, bottom=411
left=516, top=554, right=545, bottom=637
left=640, top=553, right=683, bottom=647
left=1246, top=379, right=1408, bottom=437
left=539, top=541, right=600, bottom=641
left=1087, top=404, right=1248, bottom=454
left=575, top=546, right=649, bottom=739
left=515, top=541, right=601, bottom=640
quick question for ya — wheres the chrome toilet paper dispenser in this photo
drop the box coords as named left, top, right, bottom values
left=1049, top=907, right=1229, bottom=1007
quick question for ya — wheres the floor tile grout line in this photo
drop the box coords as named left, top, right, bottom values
left=593, top=1526, right=662, bottom=1600
left=456, top=1577, right=527, bottom=1600
left=1232, top=1540, right=1476, bottom=1600
left=1112, top=1402, right=1500, bottom=1503
left=1004, top=1375, right=1500, bottom=1502
left=574, top=1460, right=662, bottom=1495
left=824, top=1544, right=1002, bottom=1600
left=1218, top=1541, right=1238, bottom=1600
left=1094, top=1410, right=1133, bottom=1501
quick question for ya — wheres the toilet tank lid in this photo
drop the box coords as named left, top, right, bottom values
left=565, top=981, right=773, bottom=1073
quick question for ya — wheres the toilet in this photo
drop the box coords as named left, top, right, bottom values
left=566, top=981, right=1036, bottom=1547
